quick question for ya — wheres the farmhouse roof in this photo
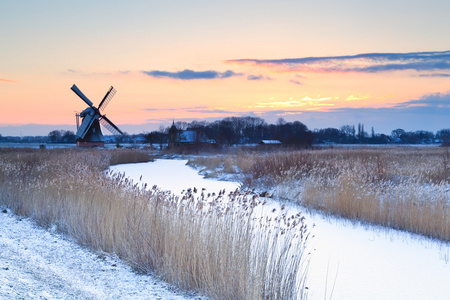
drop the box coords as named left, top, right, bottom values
left=179, top=130, right=208, bottom=144
left=259, top=140, right=282, bottom=145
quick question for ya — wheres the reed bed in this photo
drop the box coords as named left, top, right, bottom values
left=188, top=147, right=450, bottom=241
left=0, top=148, right=310, bottom=299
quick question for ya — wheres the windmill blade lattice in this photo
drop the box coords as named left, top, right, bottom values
left=98, top=86, right=116, bottom=111
left=100, top=115, right=123, bottom=136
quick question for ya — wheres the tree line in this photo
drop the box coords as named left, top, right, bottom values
left=145, top=117, right=314, bottom=148
left=145, top=118, right=449, bottom=147
left=314, top=124, right=450, bottom=145
left=0, top=117, right=449, bottom=146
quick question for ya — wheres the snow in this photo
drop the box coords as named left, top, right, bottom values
left=111, top=159, right=450, bottom=300
left=305, top=212, right=449, bottom=299
left=110, top=159, right=240, bottom=195
left=0, top=209, right=203, bottom=300
left=2, top=158, right=448, bottom=299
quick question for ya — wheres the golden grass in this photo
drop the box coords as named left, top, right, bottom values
left=0, top=148, right=310, bottom=299
left=188, top=147, right=450, bottom=241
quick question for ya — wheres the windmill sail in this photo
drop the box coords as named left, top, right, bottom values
left=71, top=84, right=94, bottom=107
left=98, top=86, right=116, bottom=111
left=100, top=115, right=123, bottom=136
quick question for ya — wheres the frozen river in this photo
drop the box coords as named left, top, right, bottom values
left=111, top=159, right=450, bottom=300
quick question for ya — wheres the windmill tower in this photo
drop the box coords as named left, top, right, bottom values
left=71, top=84, right=123, bottom=147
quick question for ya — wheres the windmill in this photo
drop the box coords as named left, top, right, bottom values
left=71, top=84, right=123, bottom=147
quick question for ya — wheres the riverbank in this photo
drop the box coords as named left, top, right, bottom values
left=0, top=209, right=200, bottom=300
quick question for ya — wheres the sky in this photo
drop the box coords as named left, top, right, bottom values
left=1, top=0, right=449, bottom=136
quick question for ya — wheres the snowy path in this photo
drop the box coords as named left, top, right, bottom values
left=0, top=210, right=200, bottom=300
left=112, top=159, right=450, bottom=300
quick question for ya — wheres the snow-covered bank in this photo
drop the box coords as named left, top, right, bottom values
left=111, top=159, right=450, bottom=300
left=0, top=209, right=201, bottom=300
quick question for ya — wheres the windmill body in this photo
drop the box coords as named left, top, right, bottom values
left=71, top=84, right=123, bottom=147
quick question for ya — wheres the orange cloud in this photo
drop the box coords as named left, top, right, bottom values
left=345, top=94, right=370, bottom=101
left=0, top=78, right=16, bottom=83
left=252, top=96, right=335, bottom=110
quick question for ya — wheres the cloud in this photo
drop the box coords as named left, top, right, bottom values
left=253, top=96, right=333, bottom=109
left=249, top=92, right=449, bottom=134
left=142, top=69, right=242, bottom=80
left=287, top=92, right=449, bottom=113
left=345, top=94, right=370, bottom=101
left=144, top=106, right=235, bottom=114
left=186, top=108, right=235, bottom=114
left=227, top=50, right=450, bottom=74
left=144, top=115, right=246, bottom=126
left=392, top=92, right=450, bottom=110
left=247, top=75, right=263, bottom=80
left=143, top=106, right=208, bottom=111
left=138, top=93, right=450, bottom=134
left=418, top=73, right=450, bottom=77
left=144, top=108, right=178, bottom=111
left=0, top=78, right=16, bottom=83
left=143, top=106, right=237, bottom=115
left=289, top=80, right=302, bottom=85
left=247, top=74, right=272, bottom=80
left=64, top=69, right=115, bottom=76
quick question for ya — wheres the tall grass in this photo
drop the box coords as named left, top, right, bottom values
left=0, top=148, right=310, bottom=299
left=188, top=147, right=450, bottom=241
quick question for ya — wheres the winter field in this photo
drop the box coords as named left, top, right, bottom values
left=0, top=147, right=449, bottom=299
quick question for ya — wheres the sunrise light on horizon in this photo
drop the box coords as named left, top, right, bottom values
left=1, top=1, right=449, bottom=136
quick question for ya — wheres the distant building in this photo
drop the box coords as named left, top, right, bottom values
left=168, top=121, right=178, bottom=149
left=167, top=122, right=215, bottom=149
left=179, top=130, right=211, bottom=144
left=134, top=136, right=146, bottom=144
left=258, top=140, right=282, bottom=145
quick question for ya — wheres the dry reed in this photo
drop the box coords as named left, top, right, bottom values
left=188, top=147, right=450, bottom=241
left=0, top=148, right=310, bottom=299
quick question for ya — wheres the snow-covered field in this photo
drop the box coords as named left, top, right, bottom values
left=0, top=208, right=201, bottom=299
left=111, top=159, right=450, bottom=300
